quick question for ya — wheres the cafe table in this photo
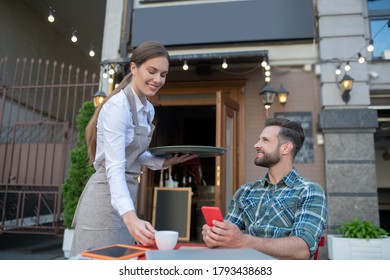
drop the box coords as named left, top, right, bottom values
left=137, top=243, right=276, bottom=260
left=76, top=243, right=276, bottom=260
left=135, top=243, right=206, bottom=260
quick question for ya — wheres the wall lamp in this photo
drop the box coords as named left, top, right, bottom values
left=259, top=83, right=289, bottom=117
left=93, top=90, right=106, bottom=107
left=259, top=83, right=277, bottom=110
left=277, top=84, right=289, bottom=106
left=338, top=73, right=354, bottom=104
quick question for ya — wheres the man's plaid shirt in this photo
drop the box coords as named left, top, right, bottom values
left=225, top=168, right=328, bottom=257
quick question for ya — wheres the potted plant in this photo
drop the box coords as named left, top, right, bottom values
left=328, top=218, right=390, bottom=260
left=61, top=101, right=95, bottom=258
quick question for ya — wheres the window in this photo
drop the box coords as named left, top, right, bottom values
left=368, top=0, right=390, bottom=58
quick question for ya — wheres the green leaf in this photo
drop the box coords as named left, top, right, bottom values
left=337, top=218, right=389, bottom=239
left=61, top=101, right=95, bottom=228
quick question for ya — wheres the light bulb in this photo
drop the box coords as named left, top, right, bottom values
left=183, top=60, right=189, bottom=71
left=48, top=8, right=55, bottom=23
left=265, top=65, right=271, bottom=71
left=265, top=76, right=271, bottom=83
left=89, top=49, right=95, bottom=57
left=358, top=53, right=365, bottom=64
left=261, top=57, right=268, bottom=67
left=367, top=40, right=374, bottom=52
left=335, top=66, right=341, bottom=75
left=265, top=71, right=271, bottom=77
left=344, top=62, right=351, bottom=71
left=102, top=71, right=108, bottom=79
left=108, top=68, right=115, bottom=75
left=222, top=58, right=228, bottom=69
left=108, top=77, right=114, bottom=84
left=71, top=30, right=78, bottom=43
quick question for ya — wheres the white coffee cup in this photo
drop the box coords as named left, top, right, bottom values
left=155, top=230, right=179, bottom=250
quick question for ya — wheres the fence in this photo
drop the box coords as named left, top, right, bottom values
left=0, top=57, right=99, bottom=234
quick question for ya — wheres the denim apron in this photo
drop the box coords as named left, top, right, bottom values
left=70, top=85, right=155, bottom=257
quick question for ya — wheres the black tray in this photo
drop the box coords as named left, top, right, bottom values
left=149, top=145, right=227, bottom=158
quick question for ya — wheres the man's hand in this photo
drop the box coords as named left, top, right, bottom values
left=202, top=220, right=311, bottom=259
left=202, top=220, right=247, bottom=248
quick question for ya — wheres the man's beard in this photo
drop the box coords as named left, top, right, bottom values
left=254, top=148, right=281, bottom=168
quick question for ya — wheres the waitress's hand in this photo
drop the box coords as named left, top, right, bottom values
left=122, top=210, right=155, bottom=246
left=163, top=153, right=198, bottom=167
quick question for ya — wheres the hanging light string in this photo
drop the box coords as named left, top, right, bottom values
left=324, top=19, right=390, bottom=74
left=41, top=0, right=97, bottom=57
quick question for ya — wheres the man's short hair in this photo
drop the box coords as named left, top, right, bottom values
left=264, top=118, right=305, bottom=158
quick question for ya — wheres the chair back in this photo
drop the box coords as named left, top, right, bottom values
left=313, top=236, right=325, bottom=260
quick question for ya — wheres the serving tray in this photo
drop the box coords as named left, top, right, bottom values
left=149, top=145, right=227, bottom=158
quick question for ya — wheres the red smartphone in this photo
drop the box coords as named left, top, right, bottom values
left=201, top=206, right=224, bottom=226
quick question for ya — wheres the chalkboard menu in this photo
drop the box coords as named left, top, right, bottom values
left=274, top=112, right=314, bottom=163
left=152, top=187, right=192, bottom=241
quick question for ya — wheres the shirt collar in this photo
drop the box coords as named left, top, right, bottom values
left=262, top=168, right=299, bottom=188
left=130, top=85, right=149, bottom=114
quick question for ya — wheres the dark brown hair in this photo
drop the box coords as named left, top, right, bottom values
left=264, top=117, right=305, bottom=158
left=85, top=41, right=170, bottom=163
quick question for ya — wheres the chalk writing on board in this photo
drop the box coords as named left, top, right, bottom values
left=274, top=112, right=314, bottom=163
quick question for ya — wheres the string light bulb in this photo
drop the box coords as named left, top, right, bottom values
left=358, top=53, right=365, bottom=64
left=344, top=61, right=351, bottom=71
left=48, top=7, right=55, bottom=23
left=367, top=39, right=374, bottom=52
left=222, top=58, right=228, bottom=69
left=108, top=67, right=115, bottom=75
left=71, top=29, right=78, bottom=43
left=183, top=60, right=189, bottom=71
left=102, top=70, right=108, bottom=79
left=89, top=45, right=95, bottom=57
left=335, top=65, right=341, bottom=75
left=261, top=57, right=268, bottom=67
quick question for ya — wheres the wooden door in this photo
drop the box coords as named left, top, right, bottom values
left=140, top=81, right=244, bottom=222
left=215, top=91, right=239, bottom=215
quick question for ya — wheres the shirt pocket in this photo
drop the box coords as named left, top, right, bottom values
left=268, top=198, right=298, bottom=228
left=239, top=198, right=258, bottom=224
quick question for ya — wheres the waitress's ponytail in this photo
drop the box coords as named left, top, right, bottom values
left=85, top=73, right=132, bottom=163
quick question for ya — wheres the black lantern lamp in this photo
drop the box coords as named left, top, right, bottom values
left=277, top=84, right=289, bottom=106
left=339, top=73, right=354, bottom=104
left=259, top=83, right=277, bottom=110
left=93, top=90, right=106, bottom=107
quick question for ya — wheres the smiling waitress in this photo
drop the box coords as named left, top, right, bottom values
left=70, top=41, right=196, bottom=257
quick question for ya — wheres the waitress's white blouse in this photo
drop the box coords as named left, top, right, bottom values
left=94, top=89, right=164, bottom=216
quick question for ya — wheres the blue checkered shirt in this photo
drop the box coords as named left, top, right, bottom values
left=226, top=168, right=328, bottom=258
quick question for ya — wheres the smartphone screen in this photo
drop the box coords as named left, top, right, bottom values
left=82, top=244, right=148, bottom=259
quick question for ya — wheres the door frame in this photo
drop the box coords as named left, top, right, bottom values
left=139, top=80, right=246, bottom=221
left=215, top=91, right=239, bottom=215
